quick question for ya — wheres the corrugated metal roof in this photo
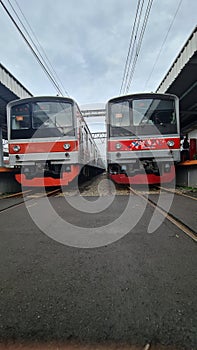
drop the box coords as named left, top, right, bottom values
left=156, top=26, right=197, bottom=133
left=0, top=63, right=33, bottom=137
left=157, top=26, right=197, bottom=93
left=0, top=63, right=32, bottom=98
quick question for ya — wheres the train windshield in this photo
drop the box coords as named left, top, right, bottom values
left=10, top=101, right=74, bottom=139
left=109, top=97, right=178, bottom=136
left=11, top=104, right=31, bottom=130
left=32, top=102, right=73, bottom=133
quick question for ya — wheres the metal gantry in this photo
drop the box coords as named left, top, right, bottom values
left=81, top=108, right=107, bottom=142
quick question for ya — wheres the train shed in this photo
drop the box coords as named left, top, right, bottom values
left=156, top=26, right=197, bottom=187
left=0, top=63, right=32, bottom=192
left=0, top=27, right=197, bottom=191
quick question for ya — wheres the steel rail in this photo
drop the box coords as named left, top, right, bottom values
left=128, top=186, right=197, bottom=243
left=0, top=188, right=61, bottom=213
left=156, top=185, right=197, bottom=201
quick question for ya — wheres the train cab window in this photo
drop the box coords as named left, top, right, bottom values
left=33, top=112, right=49, bottom=128
left=33, top=103, right=51, bottom=128
left=32, top=101, right=74, bottom=135
left=55, top=111, right=71, bottom=126
left=153, top=111, right=175, bottom=125
left=110, top=101, right=130, bottom=127
left=132, top=99, right=155, bottom=126
left=11, top=104, right=31, bottom=130
left=109, top=101, right=135, bottom=136
left=132, top=99, right=177, bottom=126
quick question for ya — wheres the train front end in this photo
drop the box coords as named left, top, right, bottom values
left=107, top=93, right=180, bottom=185
left=7, top=96, right=80, bottom=187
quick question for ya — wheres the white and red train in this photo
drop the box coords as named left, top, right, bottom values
left=7, top=96, right=104, bottom=187
left=106, top=93, right=180, bottom=185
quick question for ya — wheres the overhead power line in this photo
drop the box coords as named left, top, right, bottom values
left=11, top=0, right=69, bottom=97
left=12, top=0, right=69, bottom=97
left=144, top=0, right=183, bottom=90
left=119, top=0, right=144, bottom=95
left=120, top=0, right=154, bottom=95
left=0, top=0, right=69, bottom=97
left=125, top=0, right=154, bottom=94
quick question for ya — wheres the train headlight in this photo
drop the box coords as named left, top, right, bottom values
left=63, top=143, right=71, bottom=150
left=115, top=143, right=122, bottom=150
left=167, top=140, right=175, bottom=147
left=13, top=145, right=21, bottom=152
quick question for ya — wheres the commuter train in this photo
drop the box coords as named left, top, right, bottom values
left=7, top=96, right=104, bottom=187
left=106, top=93, right=180, bottom=184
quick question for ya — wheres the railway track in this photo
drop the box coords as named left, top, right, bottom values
left=156, top=185, right=197, bottom=201
left=0, top=174, right=106, bottom=212
left=0, top=188, right=61, bottom=213
left=0, top=189, right=32, bottom=199
left=128, top=185, right=197, bottom=243
left=0, top=174, right=196, bottom=244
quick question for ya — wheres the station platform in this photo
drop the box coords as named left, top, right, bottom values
left=176, top=160, right=197, bottom=187
left=0, top=167, right=21, bottom=193
left=178, top=160, right=197, bottom=166
left=0, top=166, right=15, bottom=172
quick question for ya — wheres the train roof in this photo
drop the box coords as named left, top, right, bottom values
left=6, top=95, right=103, bottom=159
left=7, top=95, right=76, bottom=108
left=107, top=92, right=178, bottom=104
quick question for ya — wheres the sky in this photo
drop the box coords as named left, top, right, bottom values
left=0, top=0, right=197, bottom=133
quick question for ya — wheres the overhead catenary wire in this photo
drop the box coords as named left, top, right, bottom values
left=11, top=0, right=69, bottom=97
left=123, top=0, right=145, bottom=94
left=120, top=0, right=154, bottom=95
left=1, top=0, right=66, bottom=96
left=119, top=0, right=144, bottom=95
left=125, top=0, right=154, bottom=94
left=144, top=0, right=183, bottom=90
left=0, top=0, right=69, bottom=97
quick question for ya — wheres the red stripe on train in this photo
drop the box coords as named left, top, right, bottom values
left=9, top=140, right=78, bottom=154
left=15, top=165, right=80, bottom=187
left=109, top=167, right=175, bottom=185
left=108, top=137, right=180, bottom=151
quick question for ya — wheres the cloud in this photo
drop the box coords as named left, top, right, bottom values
left=0, top=0, right=196, bottom=108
